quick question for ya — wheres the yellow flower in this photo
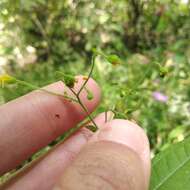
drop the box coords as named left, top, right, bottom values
left=0, top=74, right=13, bottom=81
left=0, top=74, right=15, bottom=87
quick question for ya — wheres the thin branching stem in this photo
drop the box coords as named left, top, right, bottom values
left=77, top=97, right=98, bottom=129
left=8, top=53, right=99, bottom=132
left=15, top=79, right=78, bottom=103
left=77, top=54, right=96, bottom=96
left=68, top=86, right=98, bottom=130
left=131, top=65, right=152, bottom=91
left=62, top=54, right=99, bottom=130
left=105, top=111, right=108, bottom=122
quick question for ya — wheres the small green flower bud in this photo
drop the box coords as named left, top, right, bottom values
left=87, top=92, right=93, bottom=100
left=56, top=71, right=76, bottom=88
left=85, top=87, right=94, bottom=100
left=106, top=54, right=121, bottom=65
left=120, top=90, right=126, bottom=98
left=64, top=74, right=75, bottom=88
left=159, top=67, right=168, bottom=78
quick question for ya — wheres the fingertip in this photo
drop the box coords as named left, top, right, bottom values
left=92, top=119, right=151, bottom=186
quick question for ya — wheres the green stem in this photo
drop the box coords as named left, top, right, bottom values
left=69, top=87, right=98, bottom=130
left=15, top=79, right=78, bottom=103
left=77, top=54, right=96, bottom=96
left=93, top=49, right=108, bottom=59
left=77, top=97, right=98, bottom=130
left=131, top=65, right=152, bottom=91
left=105, top=111, right=108, bottom=122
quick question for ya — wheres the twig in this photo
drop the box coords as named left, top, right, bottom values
left=77, top=54, right=96, bottom=96
left=15, top=79, right=78, bottom=103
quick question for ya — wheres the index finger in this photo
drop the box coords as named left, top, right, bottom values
left=0, top=76, right=101, bottom=175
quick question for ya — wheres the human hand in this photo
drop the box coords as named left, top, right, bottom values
left=0, top=76, right=150, bottom=190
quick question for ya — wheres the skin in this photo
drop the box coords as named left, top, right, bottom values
left=0, top=76, right=150, bottom=190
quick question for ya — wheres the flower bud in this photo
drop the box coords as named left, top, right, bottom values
left=56, top=71, right=76, bottom=88
left=159, top=67, right=168, bottom=78
left=106, top=54, right=121, bottom=65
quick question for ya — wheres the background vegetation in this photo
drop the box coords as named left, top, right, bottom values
left=0, top=0, right=190, bottom=187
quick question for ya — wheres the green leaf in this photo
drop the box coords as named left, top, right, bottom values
left=150, top=137, right=190, bottom=190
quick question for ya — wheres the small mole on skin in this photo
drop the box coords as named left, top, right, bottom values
left=55, top=114, right=60, bottom=119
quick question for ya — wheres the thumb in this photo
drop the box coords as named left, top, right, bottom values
left=53, top=119, right=151, bottom=190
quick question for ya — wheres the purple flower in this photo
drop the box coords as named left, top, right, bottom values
left=152, top=91, right=168, bottom=103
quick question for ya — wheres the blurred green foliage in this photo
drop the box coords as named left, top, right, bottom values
left=0, top=0, right=190, bottom=157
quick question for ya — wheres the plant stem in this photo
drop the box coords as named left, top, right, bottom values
left=77, top=54, right=96, bottom=96
left=69, top=87, right=98, bottom=130
left=105, top=111, right=108, bottom=122
left=15, top=79, right=78, bottom=103
left=77, top=97, right=98, bottom=130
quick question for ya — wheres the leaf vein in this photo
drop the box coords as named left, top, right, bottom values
left=153, top=150, right=190, bottom=190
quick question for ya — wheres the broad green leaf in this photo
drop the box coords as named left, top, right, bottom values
left=150, top=137, right=190, bottom=190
